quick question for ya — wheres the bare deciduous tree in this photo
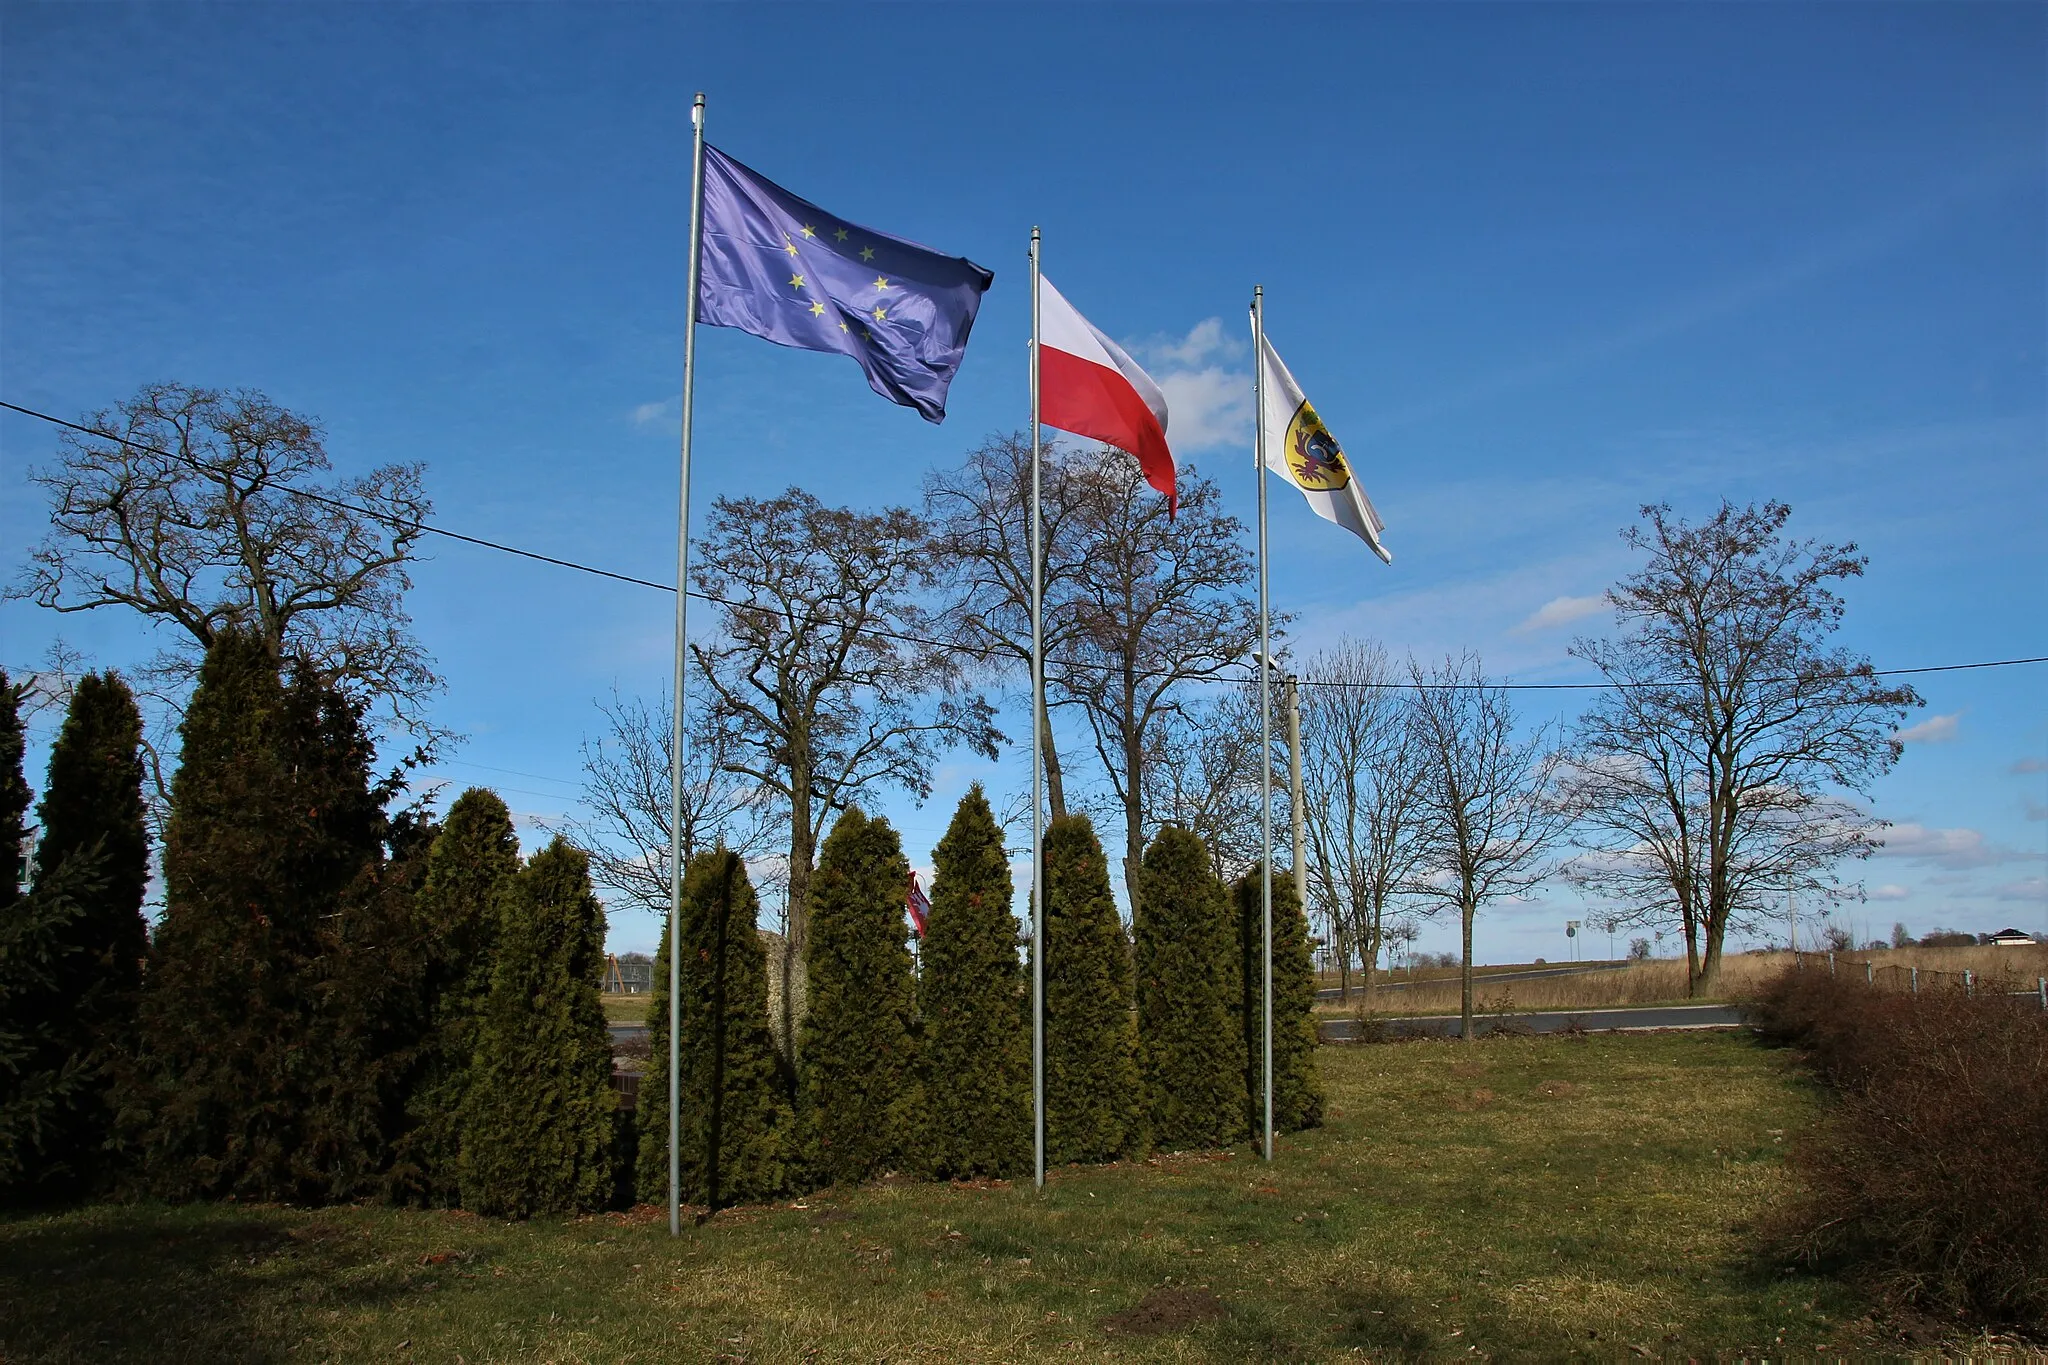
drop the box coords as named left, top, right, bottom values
left=1053, top=451, right=1260, bottom=899
left=12, top=384, right=440, bottom=789
left=1563, top=501, right=1919, bottom=995
left=1142, top=682, right=1268, bottom=882
left=690, top=488, right=1000, bottom=1052
left=560, top=687, right=779, bottom=921
left=1299, top=640, right=1427, bottom=1000
left=923, top=432, right=1092, bottom=819
left=1408, top=653, right=1566, bottom=1041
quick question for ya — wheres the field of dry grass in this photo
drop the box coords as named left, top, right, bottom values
left=1317, top=943, right=2048, bottom=1016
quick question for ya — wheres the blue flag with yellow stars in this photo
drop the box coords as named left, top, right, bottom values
left=696, top=145, right=994, bottom=424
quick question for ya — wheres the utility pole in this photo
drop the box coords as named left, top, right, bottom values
left=1285, top=672, right=1306, bottom=921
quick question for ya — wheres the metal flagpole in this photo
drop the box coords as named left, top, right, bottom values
left=1029, top=227, right=1046, bottom=1191
left=668, top=90, right=708, bottom=1239
left=1252, top=286, right=1273, bottom=1163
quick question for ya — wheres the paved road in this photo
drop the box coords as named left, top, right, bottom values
left=612, top=1001, right=1744, bottom=1048
left=1318, top=1002, right=1745, bottom=1039
left=1316, top=961, right=1630, bottom=1000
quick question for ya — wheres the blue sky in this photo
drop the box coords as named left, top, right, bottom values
left=3, top=3, right=2042, bottom=960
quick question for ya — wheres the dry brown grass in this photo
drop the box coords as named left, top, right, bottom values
left=1316, top=944, right=2048, bottom=1015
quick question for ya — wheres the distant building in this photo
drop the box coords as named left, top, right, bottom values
left=1989, top=928, right=2039, bottom=947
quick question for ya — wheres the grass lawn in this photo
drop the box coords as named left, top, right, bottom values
left=601, top=992, right=650, bottom=1026
left=0, top=1033, right=1893, bottom=1362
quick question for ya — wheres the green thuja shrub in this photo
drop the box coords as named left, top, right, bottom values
left=391, top=789, right=519, bottom=1204
left=125, top=630, right=392, bottom=1202
left=459, top=838, right=615, bottom=1217
left=640, top=849, right=795, bottom=1209
left=10, top=673, right=151, bottom=1199
left=0, top=670, right=28, bottom=907
left=799, top=808, right=922, bottom=1186
left=1042, top=814, right=1141, bottom=1165
left=1234, top=863, right=1324, bottom=1137
left=1134, top=826, right=1246, bottom=1151
left=918, top=786, right=1029, bottom=1180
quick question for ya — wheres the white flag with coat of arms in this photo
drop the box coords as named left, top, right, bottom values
left=1257, top=331, right=1391, bottom=563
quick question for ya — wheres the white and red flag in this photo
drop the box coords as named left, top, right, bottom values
left=905, top=870, right=931, bottom=939
left=1037, top=277, right=1177, bottom=512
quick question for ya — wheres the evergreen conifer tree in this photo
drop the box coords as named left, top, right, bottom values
left=0, top=854, right=105, bottom=1199
left=34, top=673, right=149, bottom=999
left=1234, top=864, right=1324, bottom=1136
left=1042, top=813, right=1142, bottom=1164
left=390, top=789, right=519, bottom=1204
left=459, top=837, right=615, bottom=1217
left=917, top=786, right=1029, bottom=1179
left=0, top=671, right=28, bottom=907
left=1134, top=826, right=1246, bottom=1151
left=127, top=629, right=391, bottom=1201
left=8, top=673, right=151, bottom=1197
left=638, top=848, right=794, bottom=1209
left=798, top=807, right=922, bottom=1185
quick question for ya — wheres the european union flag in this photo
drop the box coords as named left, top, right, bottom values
left=696, top=145, right=994, bottom=424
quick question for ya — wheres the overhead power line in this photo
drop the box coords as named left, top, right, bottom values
left=4, top=398, right=2041, bottom=695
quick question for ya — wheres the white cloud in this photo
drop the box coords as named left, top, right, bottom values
left=2027, top=799, right=2048, bottom=824
left=1156, top=366, right=1252, bottom=454
left=632, top=397, right=678, bottom=427
left=1867, top=884, right=1911, bottom=902
left=1877, top=822, right=2043, bottom=870
left=1992, top=876, right=2046, bottom=904
left=1511, top=594, right=1608, bottom=635
left=1893, top=712, right=1961, bottom=745
left=1134, top=317, right=1242, bottom=369
left=2012, top=756, right=2048, bottom=775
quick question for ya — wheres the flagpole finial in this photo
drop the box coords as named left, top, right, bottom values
left=692, top=92, right=705, bottom=126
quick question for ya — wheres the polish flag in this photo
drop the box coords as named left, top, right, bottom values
left=905, top=871, right=931, bottom=939
left=1039, top=277, right=1176, bottom=511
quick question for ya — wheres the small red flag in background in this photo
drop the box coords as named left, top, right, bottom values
left=905, top=871, right=931, bottom=939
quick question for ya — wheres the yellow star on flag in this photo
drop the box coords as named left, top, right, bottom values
left=838, top=320, right=850, bottom=332
left=789, top=273, right=805, bottom=289
left=871, top=305, right=887, bottom=321
left=873, top=277, right=890, bottom=291
left=834, top=228, right=849, bottom=242
left=784, top=239, right=799, bottom=257
left=810, top=300, right=826, bottom=316
left=801, top=224, right=817, bottom=239
left=859, top=246, right=875, bottom=262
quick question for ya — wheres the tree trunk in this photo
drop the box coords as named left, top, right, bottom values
left=778, top=773, right=817, bottom=1066
left=1039, top=707, right=1068, bottom=821
left=1696, top=910, right=1726, bottom=997
left=1460, top=897, right=1476, bottom=1042
left=1122, top=722, right=1144, bottom=916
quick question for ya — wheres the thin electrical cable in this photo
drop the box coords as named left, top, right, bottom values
left=6, top=399, right=2040, bottom=695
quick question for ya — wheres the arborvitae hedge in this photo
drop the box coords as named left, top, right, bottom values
left=1042, top=813, right=1142, bottom=1164
left=392, top=788, right=519, bottom=1204
left=0, top=853, right=105, bottom=1200
left=917, top=786, right=1029, bottom=1180
left=35, top=673, right=149, bottom=1004
left=1134, top=826, right=1247, bottom=1151
left=640, top=849, right=795, bottom=1209
left=10, top=673, right=151, bottom=1198
left=127, top=629, right=391, bottom=1201
left=459, top=838, right=615, bottom=1217
left=0, top=671, right=29, bottom=906
left=1234, top=864, right=1324, bottom=1137
left=798, top=808, right=922, bottom=1186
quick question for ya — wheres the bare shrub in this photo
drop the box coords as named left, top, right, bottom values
left=1749, top=966, right=2048, bottom=1328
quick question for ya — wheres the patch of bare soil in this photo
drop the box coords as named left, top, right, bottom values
left=1100, top=1287, right=1228, bottom=1336
left=1447, top=1087, right=1497, bottom=1111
